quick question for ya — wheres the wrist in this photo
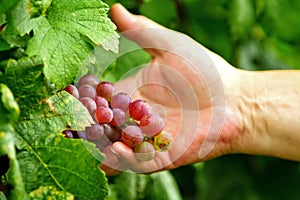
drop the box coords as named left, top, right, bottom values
left=229, top=70, right=300, bottom=161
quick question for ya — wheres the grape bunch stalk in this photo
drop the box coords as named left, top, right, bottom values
left=63, top=74, right=173, bottom=162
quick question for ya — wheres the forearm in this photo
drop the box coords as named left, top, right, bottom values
left=234, top=70, right=300, bottom=161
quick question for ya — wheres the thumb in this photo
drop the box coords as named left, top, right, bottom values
left=110, top=3, right=181, bottom=55
left=110, top=3, right=163, bottom=32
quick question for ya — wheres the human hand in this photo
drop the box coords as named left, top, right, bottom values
left=100, top=4, right=244, bottom=175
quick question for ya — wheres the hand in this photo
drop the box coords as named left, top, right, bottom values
left=100, top=4, right=244, bottom=175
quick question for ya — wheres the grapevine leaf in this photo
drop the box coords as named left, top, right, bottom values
left=108, top=172, right=138, bottom=200
left=0, top=130, right=27, bottom=200
left=0, top=192, right=7, bottom=200
left=2, top=0, right=32, bottom=47
left=29, top=186, right=73, bottom=200
left=0, top=0, right=20, bottom=15
left=27, top=0, right=52, bottom=18
left=146, top=171, right=182, bottom=200
left=107, top=171, right=181, bottom=200
left=26, top=0, right=119, bottom=89
left=0, top=39, right=10, bottom=51
left=139, top=0, right=177, bottom=27
left=229, top=0, right=255, bottom=39
left=13, top=91, right=108, bottom=200
left=0, top=84, right=20, bottom=124
left=2, top=57, right=55, bottom=118
left=96, top=36, right=151, bottom=83
left=0, top=13, right=6, bottom=25
left=107, top=172, right=148, bottom=200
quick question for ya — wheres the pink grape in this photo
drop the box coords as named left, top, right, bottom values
left=96, top=82, right=115, bottom=102
left=134, top=141, right=156, bottom=161
left=129, top=99, right=150, bottom=121
left=77, top=131, right=87, bottom=140
left=63, top=78, right=173, bottom=159
left=64, top=85, right=79, bottom=99
left=78, top=85, right=96, bottom=99
left=140, top=113, right=165, bottom=137
left=85, top=124, right=104, bottom=141
left=111, top=108, right=126, bottom=127
left=121, top=125, right=144, bottom=148
left=111, top=92, right=131, bottom=112
left=94, top=106, right=113, bottom=124
left=95, top=96, right=109, bottom=108
left=103, top=124, right=121, bottom=142
left=62, top=130, right=73, bottom=138
left=79, top=97, right=97, bottom=115
left=77, top=74, right=99, bottom=88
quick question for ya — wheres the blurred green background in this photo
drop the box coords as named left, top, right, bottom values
left=103, top=0, right=300, bottom=199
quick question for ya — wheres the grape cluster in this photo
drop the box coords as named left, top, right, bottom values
left=62, top=74, right=173, bottom=162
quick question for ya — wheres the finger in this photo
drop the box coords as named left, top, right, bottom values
left=100, top=145, right=127, bottom=176
left=111, top=141, right=173, bottom=173
left=110, top=3, right=186, bottom=56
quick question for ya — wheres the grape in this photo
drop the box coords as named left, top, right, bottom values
left=62, top=130, right=73, bottom=138
left=134, top=141, right=156, bottom=161
left=96, top=82, right=115, bottom=101
left=129, top=100, right=150, bottom=120
left=95, top=96, right=109, bottom=108
left=140, top=113, right=165, bottom=137
left=121, top=125, right=144, bottom=148
left=94, top=106, right=113, bottom=124
left=64, top=85, right=79, bottom=99
left=78, top=85, right=96, bottom=99
left=103, top=124, right=121, bottom=142
left=85, top=123, right=104, bottom=140
left=77, top=131, right=87, bottom=140
left=111, top=92, right=131, bottom=112
left=95, top=136, right=111, bottom=151
left=64, top=78, right=172, bottom=161
left=154, top=131, right=173, bottom=151
left=77, top=74, right=99, bottom=88
left=79, top=97, right=97, bottom=115
left=111, top=108, right=126, bottom=127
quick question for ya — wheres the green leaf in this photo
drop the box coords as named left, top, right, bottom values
left=0, top=192, right=7, bottom=200
left=0, top=0, right=20, bottom=15
left=27, top=0, right=52, bottom=18
left=95, top=36, right=151, bottom=83
left=0, top=39, right=10, bottom=51
left=0, top=130, right=27, bottom=200
left=229, top=0, right=255, bottom=39
left=2, top=57, right=55, bottom=118
left=264, top=0, right=300, bottom=42
left=146, top=171, right=182, bottom=200
left=107, top=171, right=182, bottom=200
left=29, top=186, right=73, bottom=200
left=0, top=84, right=20, bottom=124
left=139, top=0, right=177, bottom=27
left=26, top=0, right=119, bottom=89
left=106, top=172, right=148, bottom=200
left=0, top=13, right=6, bottom=25
left=14, top=91, right=108, bottom=200
left=2, top=0, right=32, bottom=47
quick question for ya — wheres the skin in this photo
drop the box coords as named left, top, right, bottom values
left=100, top=4, right=300, bottom=175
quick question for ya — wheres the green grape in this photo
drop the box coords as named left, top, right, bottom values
left=154, top=131, right=173, bottom=152
left=134, top=141, right=156, bottom=161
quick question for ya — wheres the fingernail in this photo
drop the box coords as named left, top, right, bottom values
left=111, top=147, right=120, bottom=158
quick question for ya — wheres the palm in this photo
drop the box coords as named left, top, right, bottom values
left=101, top=4, right=240, bottom=175
left=102, top=48, right=231, bottom=174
